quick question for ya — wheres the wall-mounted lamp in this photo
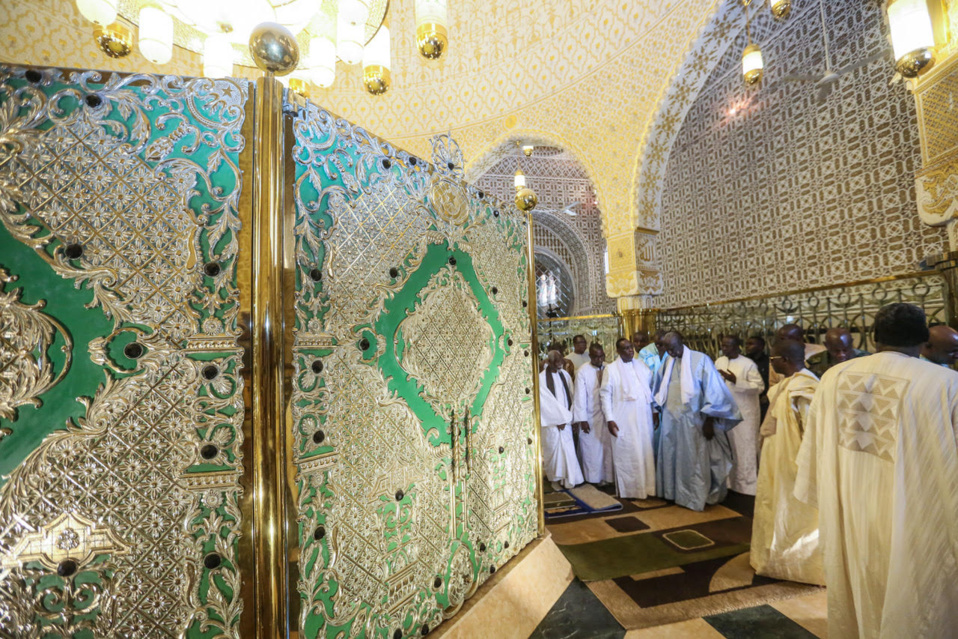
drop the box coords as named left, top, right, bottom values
left=887, top=0, right=937, bottom=78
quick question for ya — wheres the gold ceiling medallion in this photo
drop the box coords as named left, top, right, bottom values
left=93, top=22, right=132, bottom=58
left=0, top=267, right=73, bottom=424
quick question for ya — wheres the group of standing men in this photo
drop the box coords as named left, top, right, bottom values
left=539, top=329, right=744, bottom=510
left=539, top=304, right=958, bottom=638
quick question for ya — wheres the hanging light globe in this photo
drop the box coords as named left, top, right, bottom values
left=203, top=33, right=235, bottom=77
left=887, top=0, right=937, bottom=78
left=415, top=0, right=448, bottom=59
left=742, top=43, right=764, bottom=86
left=76, top=0, right=117, bottom=26
left=139, top=6, right=174, bottom=64
left=362, top=26, right=391, bottom=95
left=770, top=0, right=791, bottom=19
left=516, top=187, right=538, bottom=212
left=309, top=35, right=336, bottom=88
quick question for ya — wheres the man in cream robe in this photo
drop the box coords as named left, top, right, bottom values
left=795, top=303, right=958, bottom=638
left=653, top=332, right=742, bottom=511
left=599, top=338, right=656, bottom=498
left=539, top=350, right=584, bottom=489
left=573, top=344, right=613, bottom=485
left=715, top=335, right=765, bottom=495
left=751, top=340, right=823, bottom=585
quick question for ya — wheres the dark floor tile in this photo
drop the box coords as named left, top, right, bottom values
left=605, top=515, right=650, bottom=533
left=529, top=579, right=625, bottom=639
left=722, top=491, right=755, bottom=518
left=704, top=604, right=818, bottom=638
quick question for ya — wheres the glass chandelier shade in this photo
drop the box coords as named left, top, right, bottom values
left=514, top=169, right=526, bottom=191
left=362, top=26, right=391, bottom=94
left=76, top=0, right=118, bottom=26
left=742, top=43, right=763, bottom=85
left=138, top=6, right=174, bottom=65
left=887, top=0, right=936, bottom=77
left=309, top=35, right=337, bottom=88
left=75, top=0, right=391, bottom=92
left=769, top=0, right=791, bottom=19
left=203, top=33, right=235, bottom=78
left=414, top=0, right=448, bottom=59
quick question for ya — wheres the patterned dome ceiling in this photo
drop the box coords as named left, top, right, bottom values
left=0, top=0, right=724, bottom=239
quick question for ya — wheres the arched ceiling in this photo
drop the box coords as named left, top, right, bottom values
left=0, top=0, right=725, bottom=236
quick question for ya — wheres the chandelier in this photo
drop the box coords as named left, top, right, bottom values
left=75, top=0, right=451, bottom=95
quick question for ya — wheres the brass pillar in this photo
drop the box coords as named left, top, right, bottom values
left=251, top=74, right=290, bottom=638
left=525, top=212, right=545, bottom=536
left=620, top=308, right=658, bottom=338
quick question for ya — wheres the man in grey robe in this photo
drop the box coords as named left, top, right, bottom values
left=653, top=331, right=742, bottom=511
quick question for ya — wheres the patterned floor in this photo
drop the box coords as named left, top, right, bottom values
left=533, top=489, right=827, bottom=638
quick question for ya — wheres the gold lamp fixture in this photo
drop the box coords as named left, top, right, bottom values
left=886, top=0, right=937, bottom=78
left=769, top=0, right=791, bottom=20
left=74, top=0, right=396, bottom=93
left=415, top=0, right=449, bottom=59
left=741, top=2, right=764, bottom=86
left=514, top=142, right=538, bottom=212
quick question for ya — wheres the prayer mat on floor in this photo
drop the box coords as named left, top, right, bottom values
left=544, top=484, right=624, bottom=520
left=547, top=492, right=822, bottom=630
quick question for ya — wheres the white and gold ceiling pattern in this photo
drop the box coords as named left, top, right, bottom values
left=0, top=0, right=723, bottom=246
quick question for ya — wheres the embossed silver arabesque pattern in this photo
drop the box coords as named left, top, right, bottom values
left=0, top=67, right=247, bottom=637
left=291, top=101, right=537, bottom=638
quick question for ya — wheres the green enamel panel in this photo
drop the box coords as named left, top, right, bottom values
left=291, top=103, right=538, bottom=638
left=0, top=67, right=248, bottom=638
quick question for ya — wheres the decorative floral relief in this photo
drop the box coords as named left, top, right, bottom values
left=0, top=66, right=247, bottom=638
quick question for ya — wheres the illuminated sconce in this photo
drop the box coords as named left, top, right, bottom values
left=886, top=0, right=936, bottom=78
left=363, top=26, right=391, bottom=95
left=415, top=0, right=448, bottom=59
left=139, top=6, right=174, bottom=65
left=522, top=144, right=534, bottom=157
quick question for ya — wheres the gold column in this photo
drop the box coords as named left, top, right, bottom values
left=525, top=212, right=545, bottom=536
left=620, top=308, right=658, bottom=338
left=251, top=74, right=289, bottom=638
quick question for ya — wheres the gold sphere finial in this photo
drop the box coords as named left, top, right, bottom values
left=515, top=187, right=538, bottom=212
left=249, top=22, right=300, bottom=75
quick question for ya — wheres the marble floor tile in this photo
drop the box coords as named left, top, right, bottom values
left=623, top=618, right=726, bottom=638
left=769, top=590, right=828, bottom=638
left=530, top=579, right=625, bottom=639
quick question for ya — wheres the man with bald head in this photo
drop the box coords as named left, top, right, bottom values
left=539, top=350, right=584, bottom=489
left=807, top=327, right=869, bottom=377
left=652, top=331, right=742, bottom=511
left=921, top=325, right=958, bottom=368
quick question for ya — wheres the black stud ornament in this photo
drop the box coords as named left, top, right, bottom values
left=57, top=559, right=78, bottom=578
left=312, top=430, right=325, bottom=444
left=84, top=93, right=102, bottom=108
left=200, top=444, right=219, bottom=460
left=313, top=526, right=326, bottom=540
left=25, top=69, right=42, bottom=83
left=204, top=553, right=222, bottom=570
left=309, top=268, right=323, bottom=282
left=202, top=365, right=219, bottom=380
left=408, top=157, right=418, bottom=166
left=381, top=158, right=392, bottom=170
left=312, top=360, right=324, bottom=374
left=64, top=243, right=84, bottom=260
left=395, top=489, right=404, bottom=501
left=360, top=338, right=370, bottom=351
left=433, top=576, right=443, bottom=589
left=204, top=262, right=221, bottom=277
left=124, top=342, right=144, bottom=359
left=389, top=267, right=399, bottom=278
left=448, top=256, right=456, bottom=266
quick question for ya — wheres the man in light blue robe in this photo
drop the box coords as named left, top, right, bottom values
left=652, top=331, right=742, bottom=511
